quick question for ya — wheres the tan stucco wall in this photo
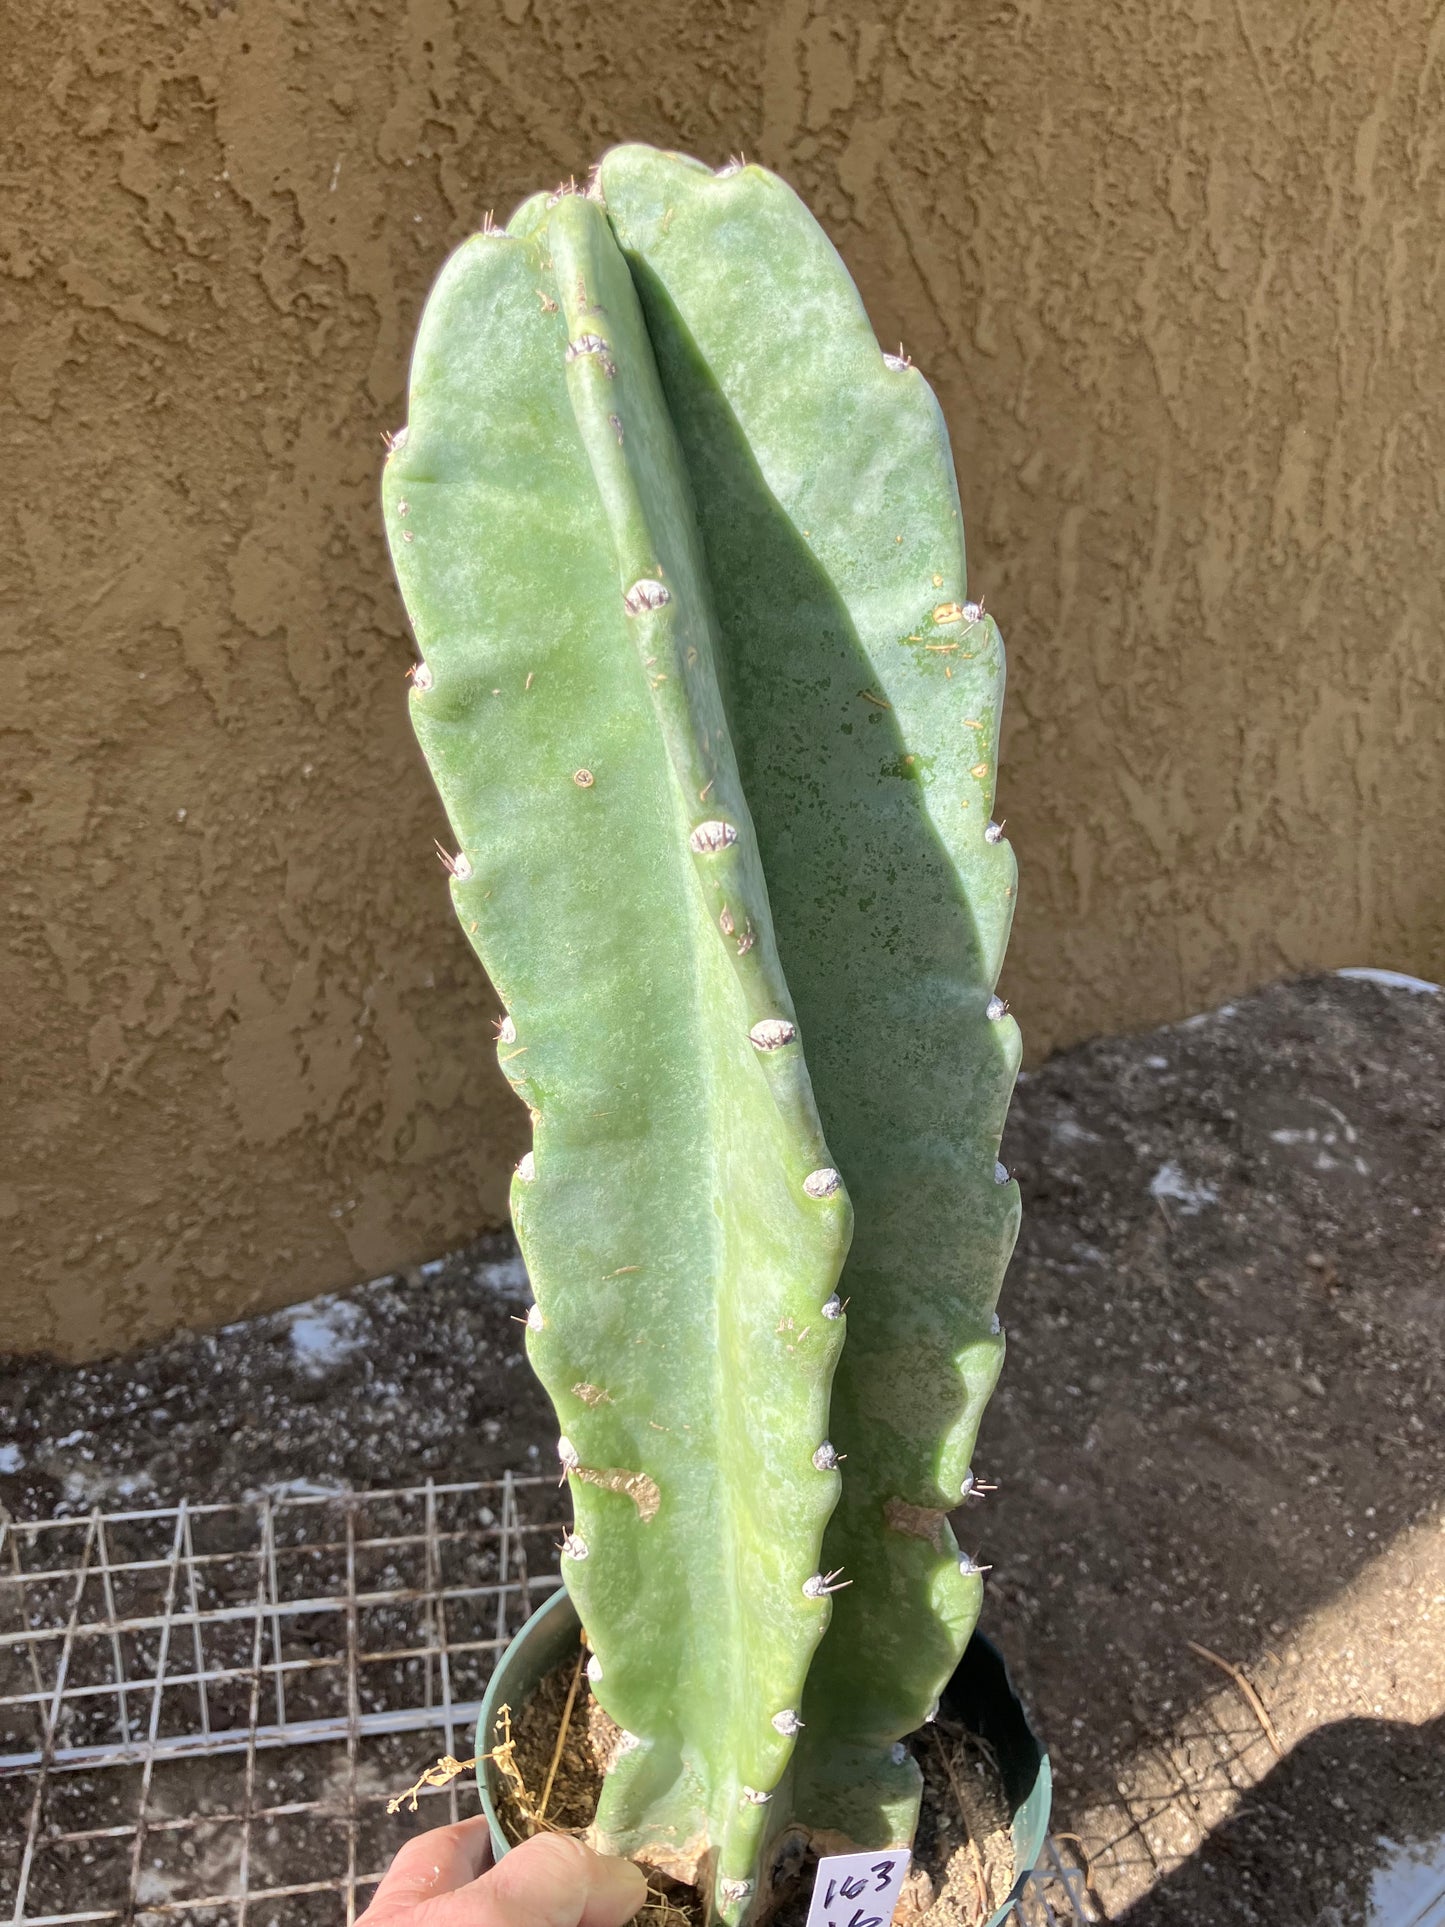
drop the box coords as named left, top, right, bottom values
left=4, top=2, right=1442, bottom=1359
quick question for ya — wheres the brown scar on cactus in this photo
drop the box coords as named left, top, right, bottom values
left=883, top=1499, right=952, bottom=1553
left=569, top=1463, right=662, bottom=1522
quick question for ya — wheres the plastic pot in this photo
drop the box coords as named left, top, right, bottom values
left=476, top=1584, right=1050, bottom=1926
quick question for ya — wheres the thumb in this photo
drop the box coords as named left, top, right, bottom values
left=361, top=1815, right=493, bottom=1917
left=455, top=1832, right=649, bottom=1927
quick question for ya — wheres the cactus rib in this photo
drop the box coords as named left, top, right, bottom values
left=598, top=148, right=1021, bottom=1853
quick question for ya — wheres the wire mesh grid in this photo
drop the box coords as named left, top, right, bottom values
left=0, top=1481, right=1090, bottom=1926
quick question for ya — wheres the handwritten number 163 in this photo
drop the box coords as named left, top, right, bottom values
left=823, top=1858, right=898, bottom=1927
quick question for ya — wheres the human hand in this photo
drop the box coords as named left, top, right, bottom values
left=359, top=1819, right=649, bottom=1927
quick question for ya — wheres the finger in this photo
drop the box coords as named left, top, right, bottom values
left=361, top=1813, right=493, bottom=1915
left=446, top=1832, right=649, bottom=1927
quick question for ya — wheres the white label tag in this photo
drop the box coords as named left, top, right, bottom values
left=804, top=1848, right=913, bottom=1927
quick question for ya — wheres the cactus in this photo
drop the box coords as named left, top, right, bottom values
left=382, top=149, right=1018, bottom=1918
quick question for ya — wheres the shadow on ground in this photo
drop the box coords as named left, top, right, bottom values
left=1118, top=1715, right=1445, bottom=1927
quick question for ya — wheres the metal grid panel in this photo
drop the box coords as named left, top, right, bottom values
left=0, top=1482, right=1089, bottom=1925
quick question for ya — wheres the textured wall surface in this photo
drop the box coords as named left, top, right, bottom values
left=3, top=0, right=1442, bottom=1358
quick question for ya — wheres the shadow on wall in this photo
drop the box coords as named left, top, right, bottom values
left=1118, top=1716, right=1445, bottom=1927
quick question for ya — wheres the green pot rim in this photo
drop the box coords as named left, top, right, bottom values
left=475, top=1583, right=1051, bottom=1927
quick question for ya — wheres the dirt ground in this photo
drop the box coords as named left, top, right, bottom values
left=3, top=973, right=1442, bottom=1924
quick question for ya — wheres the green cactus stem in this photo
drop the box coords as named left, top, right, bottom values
left=384, top=144, right=1022, bottom=1915
left=597, top=148, right=1021, bottom=1856
left=382, top=191, right=852, bottom=1915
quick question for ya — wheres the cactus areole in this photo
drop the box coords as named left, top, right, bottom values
left=382, top=146, right=1021, bottom=1923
